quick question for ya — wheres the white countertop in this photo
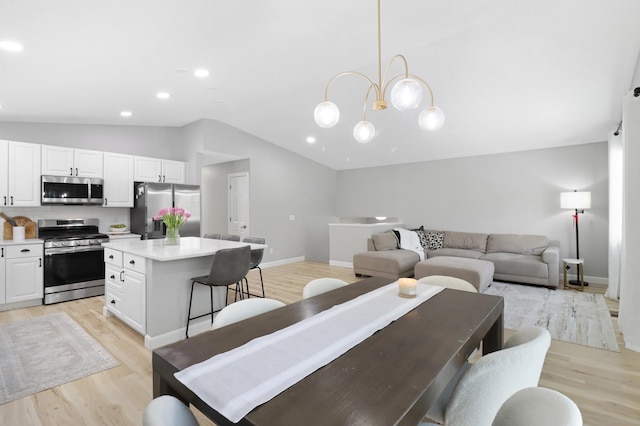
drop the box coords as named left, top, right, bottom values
left=106, top=233, right=142, bottom=240
left=0, top=238, right=44, bottom=246
left=103, top=237, right=266, bottom=262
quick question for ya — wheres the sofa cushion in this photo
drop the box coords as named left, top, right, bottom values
left=443, top=231, right=489, bottom=253
left=428, top=248, right=484, bottom=259
left=353, top=250, right=420, bottom=276
left=480, top=252, right=548, bottom=279
left=372, top=232, right=398, bottom=251
left=486, top=234, right=549, bottom=255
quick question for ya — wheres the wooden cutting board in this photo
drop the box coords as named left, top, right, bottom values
left=2, top=215, right=37, bottom=240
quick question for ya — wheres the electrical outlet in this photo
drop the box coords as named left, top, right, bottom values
left=289, top=215, right=296, bottom=221
left=269, top=248, right=274, bottom=254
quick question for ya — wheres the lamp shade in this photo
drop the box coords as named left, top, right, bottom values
left=560, top=191, right=591, bottom=209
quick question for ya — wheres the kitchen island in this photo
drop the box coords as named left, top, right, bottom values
left=102, top=237, right=265, bottom=349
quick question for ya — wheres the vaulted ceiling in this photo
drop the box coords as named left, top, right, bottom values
left=1, top=0, right=639, bottom=170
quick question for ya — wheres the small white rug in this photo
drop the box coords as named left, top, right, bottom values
left=484, top=282, right=620, bottom=352
left=0, top=312, right=120, bottom=405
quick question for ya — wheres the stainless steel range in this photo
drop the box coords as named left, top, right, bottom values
left=38, top=218, right=109, bottom=304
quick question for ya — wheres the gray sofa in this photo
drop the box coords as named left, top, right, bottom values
left=353, top=230, right=560, bottom=289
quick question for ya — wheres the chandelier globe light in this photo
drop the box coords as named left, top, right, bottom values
left=314, top=0, right=444, bottom=142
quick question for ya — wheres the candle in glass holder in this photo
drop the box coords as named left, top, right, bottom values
left=398, top=278, right=417, bottom=298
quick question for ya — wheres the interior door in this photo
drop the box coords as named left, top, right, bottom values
left=228, top=172, right=250, bottom=239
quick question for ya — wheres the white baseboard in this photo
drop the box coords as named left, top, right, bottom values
left=261, top=256, right=305, bottom=269
left=144, top=318, right=212, bottom=350
left=329, top=260, right=353, bottom=268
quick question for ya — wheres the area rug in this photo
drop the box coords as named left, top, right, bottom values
left=0, top=312, right=120, bottom=405
left=484, top=282, right=620, bottom=352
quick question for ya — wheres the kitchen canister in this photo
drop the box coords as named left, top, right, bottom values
left=13, top=225, right=25, bottom=242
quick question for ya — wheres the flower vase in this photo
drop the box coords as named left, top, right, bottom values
left=164, top=226, right=180, bottom=245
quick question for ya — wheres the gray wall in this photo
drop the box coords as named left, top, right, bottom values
left=335, top=142, right=609, bottom=280
left=201, top=159, right=250, bottom=236
left=0, top=121, right=184, bottom=160
left=183, top=119, right=338, bottom=263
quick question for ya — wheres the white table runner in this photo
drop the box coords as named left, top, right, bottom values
left=175, top=282, right=443, bottom=422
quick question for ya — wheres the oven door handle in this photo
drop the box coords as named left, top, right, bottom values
left=45, top=246, right=105, bottom=255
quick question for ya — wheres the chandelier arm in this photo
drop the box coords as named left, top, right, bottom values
left=380, top=54, right=410, bottom=91
left=408, top=73, right=435, bottom=107
left=323, top=71, right=381, bottom=101
left=362, top=85, right=376, bottom=120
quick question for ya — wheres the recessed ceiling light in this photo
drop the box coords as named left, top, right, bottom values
left=0, top=41, right=24, bottom=52
left=120, top=111, right=132, bottom=117
left=157, top=92, right=171, bottom=100
left=306, top=136, right=316, bottom=144
left=194, top=69, right=210, bottom=78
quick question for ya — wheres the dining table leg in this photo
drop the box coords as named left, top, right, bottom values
left=482, top=312, right=504, bottom=354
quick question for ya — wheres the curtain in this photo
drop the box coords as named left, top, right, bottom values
left=606, top=132, right=623, bottom=300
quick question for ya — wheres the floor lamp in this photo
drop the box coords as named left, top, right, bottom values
left=560, top=190, right=591, bottom=286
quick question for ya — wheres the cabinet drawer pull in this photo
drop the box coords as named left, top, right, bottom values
left=20, top=248, right=31, bottom=253
left=10, top=196, right=13, bottom=205
left=1, top=247, right=3, bottom=257
left=70, top=167, right=73, bottom=176
left=110, top=275, right=115, bottom=279
left=3, top=196, right=6, bottom=205
left=158, top=174, right=162, bottom=182
left=75, top=167, right=79, bottom=176
left=120, top=271, right=125, bottom=282
left=39, top=258, right=42, bottom=267
left=109, top=254, right=114, bottom=259
left=104, top=198, right=108, bottom=206
left=110, top=299, right=116, bottom=304
left=129, top=259, right=135, bottom=265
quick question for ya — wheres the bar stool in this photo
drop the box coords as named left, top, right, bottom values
left=220, top=234, right=240, bottom=241
left=186, top=245, right=251, bottom=338
left=242, top=236, right=266, bottom=298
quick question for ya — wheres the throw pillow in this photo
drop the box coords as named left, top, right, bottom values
left=372, top=232, right=399, bottom=251
left=416, top=230, right=430, bottom=250
left=426, top=231, right=445, bottom=250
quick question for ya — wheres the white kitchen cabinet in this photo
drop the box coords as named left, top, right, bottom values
left=104, top=248, right=146, bottom=334
left=1, top=140, right=41, bottom=207
left=103, top=152, right=134, bottom=207
left=134, top=156, right=186, bottom=184
left=41, top=145, right=103, bottom=178
left=4, top=243, right=43, bottom=303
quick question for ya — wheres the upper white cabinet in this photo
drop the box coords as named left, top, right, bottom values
left=41, top=145, right=103, bottom=178
left=1, top=140, right=41, bottom=207
left=103, top=152, right=134, bottom=207
left=134, top=156, right=186, bottom=184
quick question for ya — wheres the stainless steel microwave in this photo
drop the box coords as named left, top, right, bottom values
left=41, top=175, right=104, bottom=205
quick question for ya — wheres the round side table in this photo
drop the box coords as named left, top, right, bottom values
left=563, top=258, right=584, bottom=291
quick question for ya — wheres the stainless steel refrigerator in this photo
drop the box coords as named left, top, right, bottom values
left=130, top=182, right=201, bottom=239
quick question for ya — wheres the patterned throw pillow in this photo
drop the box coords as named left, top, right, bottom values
left=426, top=231, right=445, bottom=250
left=416, top=230, right=430, bottom=249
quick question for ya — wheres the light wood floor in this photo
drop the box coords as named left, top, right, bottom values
left=0, top=262, right=638, bottom=425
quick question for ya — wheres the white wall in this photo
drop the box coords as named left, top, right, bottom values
left=335, top=142, right=609, bottom=281
left=201, top=159, right=249, bottom=235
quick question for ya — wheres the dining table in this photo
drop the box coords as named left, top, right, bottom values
left=152, top=276, right=504, bottom=426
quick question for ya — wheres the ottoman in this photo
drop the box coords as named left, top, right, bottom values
left=414, top=256, right=495, bottom=292
left=353, top=250, right=420, bottom=279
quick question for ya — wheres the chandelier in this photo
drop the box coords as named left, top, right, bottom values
left=313, top=0, right=445, bottom=143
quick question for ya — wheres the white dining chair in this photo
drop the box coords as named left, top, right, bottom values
left=142, top=395, right=199, bottom=426
left=302, top=278, right=348, bottom=299
left=492, top=387, right=583, bottom=426
left=212, top=298, right=285, bottom=329
left=417, top=275, right=477, bottom=293
left=423, top=326, right=551, bottom=426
